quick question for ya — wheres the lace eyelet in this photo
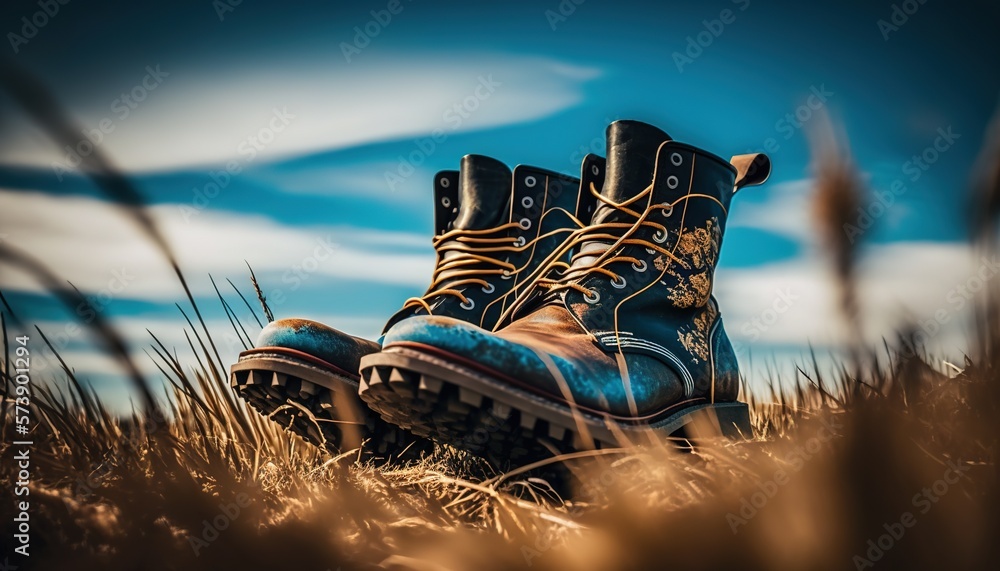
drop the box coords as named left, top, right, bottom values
left=666, top=175, right=679, bottom=189
left=653, top=229, right=668, bottom=244
left=514, top=236, right=526, bottom=247
left=481, top=283, right=495, bottom=294
left=590, top=164, right=600, bottom=176
left=661, top=203, right=673, bottom=217
left=670, top=152, right=683, bottom=166
left=440, top=177, right=451, bottom=188
left=610, top=276, right=627, bottom=289
left=525, top=175, right=537, bottom=188
left=460, top=298, right=475, bottom=310
left=501, top=269, right=513, bottom=280
left=519, top=218, right=531, bottom=230
left=583, top=289, right=600, bottom=304
left=521, top=196, right=534, bottom=209
left=441, top=197, right=451, bottom=207
left=632, top=260, right=647, bottom=272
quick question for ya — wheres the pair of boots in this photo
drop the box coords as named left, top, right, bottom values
left=230, top=120, right=770, bottom=468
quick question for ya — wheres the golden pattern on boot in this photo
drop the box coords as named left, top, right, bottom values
left=663, top=217, right=721, bottom=309
left=677, top=302, right=719, bottom=364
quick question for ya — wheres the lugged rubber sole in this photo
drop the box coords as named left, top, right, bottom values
left=359, top=346, right=753, bottom=468
left=230, top=349, right=430, bottom=460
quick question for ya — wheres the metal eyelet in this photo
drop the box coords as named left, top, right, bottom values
left=442, top=197, right=451, bottom=207
left=501, top=269, right=513, bottom=280
left=611, top=275, right=627, bottom=289
left=481, top=283, right=495, bottom=294
left=519, top=218, right=531, bottom=230
left=521, top=196, right=534, bottom=209
left=670, top=152, right=683, bottom=166
left=583, top=289, right=600, bottom=304
left=440, top=177, right=451, bottom=188
left=460, top=298, right=475, bottom=310
left=525, top=175, right=537, bottom=188
left=590, top=164, right=599, bottom=176
left=514, top=236, right=526, bottom=247
left=666, top=175, right=679, bottom=189
left=653, top=229, right=668, bottom=244
left=632, top=259, right=647, bottom=272
left=661, top=203, right=673, bottom=217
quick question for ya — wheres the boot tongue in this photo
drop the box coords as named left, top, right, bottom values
left=453, top=154, right=512, bottom=230
left=598, top=120, right=672, bottom=215
left=570, top=121, right=672, bottom=268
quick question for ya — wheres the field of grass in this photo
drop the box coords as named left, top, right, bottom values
left=1, top=66, right=998, bottom=570
left=1, top=287, right=996, bottom=570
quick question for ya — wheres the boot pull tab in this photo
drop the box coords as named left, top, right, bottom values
left=730, top=153, right=771, bottom=193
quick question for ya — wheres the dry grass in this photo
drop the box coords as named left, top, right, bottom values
left=1, top=303, right=996, bottom=570
left=1, top=64, right=998, bottom=570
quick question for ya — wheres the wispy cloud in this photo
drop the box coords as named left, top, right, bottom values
left=717, top=240, right=980, bottom=359
left=0, top=189, right=436, bottom=302
left=728, top=178, right=815, bottom=242
left=1, top=54, right=600, bottom=173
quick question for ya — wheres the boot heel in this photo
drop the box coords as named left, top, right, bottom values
left=707, top=402, right=753, bottom=439
left=652, top=402, right=754, bottom=440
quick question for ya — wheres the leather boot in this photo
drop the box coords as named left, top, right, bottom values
left=359, top=120, right=770, bottom=467
left=230, top=154, right=602, bottom=458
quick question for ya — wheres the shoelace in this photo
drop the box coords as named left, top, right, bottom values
left=491, top=158, right=734, bottom=410
left=536, top=183, right=682, bottom=299
left=402, top=222, right=522, bottom=314
left=498, top=171, right=728, bottom=324
left=401, top=208, right=585, bottom=314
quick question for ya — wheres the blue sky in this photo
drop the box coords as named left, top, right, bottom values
left=2, top=0, right=999, bottom=411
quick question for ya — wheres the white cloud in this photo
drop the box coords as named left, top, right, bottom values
left=728, top=178, right=814, bottom=242
left=716, top=240, right=983, bottom=362
left=0, top=55, right=600, bottom=172
left=0, top=188, right=436, bottom=302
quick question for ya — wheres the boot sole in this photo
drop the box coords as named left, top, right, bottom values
left=359, top=346, right=753, bottom=467
left=231, top=348, right=429, bottom=459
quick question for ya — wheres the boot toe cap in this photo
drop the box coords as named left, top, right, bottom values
left=382, top=315, right=681, bottom=418
left=255, top=318, right=379, bottom=374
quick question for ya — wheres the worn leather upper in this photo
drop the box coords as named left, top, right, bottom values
left=255, top=318, right=380, bottom=378
left=255, top=155, right=603, bottom=375
left=383, top=120, right=753, bottom=418
left=382, top=153, right=603, bottom=333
